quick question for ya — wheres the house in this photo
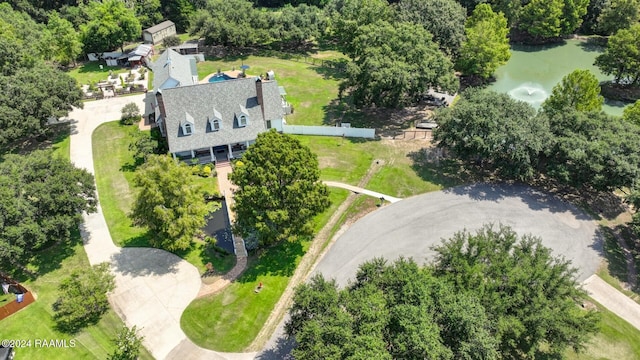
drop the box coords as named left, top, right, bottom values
left=150, top=50, right=288, bottom=163
left=143, top=20, right=177, bottom=45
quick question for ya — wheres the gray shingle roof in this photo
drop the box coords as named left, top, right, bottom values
left=161, top=78, right=285, bottom=153
left=143, top=20, right=175, bottom=35
left=151, top=49, right=197, bottom=90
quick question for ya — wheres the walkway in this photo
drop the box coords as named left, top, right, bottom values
left=583, top=275, right=640, bottom=330
left=195, top=161, right=248, bottom=298
left=323, top=181, right=402, bottom=203
left=68, top=96, right=254, bottom=360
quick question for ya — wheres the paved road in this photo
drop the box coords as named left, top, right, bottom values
left=258, top=183, right=606, bottom=358
left=323, top=181, right=402, bottom=203
left=583, top=275, right=640, bottom=330
left=68, top=96, right=255, bottom=360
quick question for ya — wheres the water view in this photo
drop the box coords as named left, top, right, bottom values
left=488, top=39, right=629, bottom=116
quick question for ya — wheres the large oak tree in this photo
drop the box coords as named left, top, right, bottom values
left=0, top=150, right=97, bottom=272
left=230, top=130, right=330, bottom=248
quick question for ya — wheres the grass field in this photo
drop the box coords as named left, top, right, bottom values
left=91, top=121, right=234, bottom=273
left=197, top=54, right=342, bottom=126
left=181, top=188, right=350, bottom=352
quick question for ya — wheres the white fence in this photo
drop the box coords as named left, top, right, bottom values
left=282, top=125, right=375, bottom=138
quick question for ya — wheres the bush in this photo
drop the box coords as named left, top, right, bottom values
left=163, top=35, right=181, bottom=48
left=202, top=165, right=212, bottom=177
left=108, top=325, right=143, bottom=360
left=121, top=102, right=141, bottom=125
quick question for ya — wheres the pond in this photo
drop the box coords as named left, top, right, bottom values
left=488, top=39, right=629, bottom=116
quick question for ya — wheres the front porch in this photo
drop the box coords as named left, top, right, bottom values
left=172, top=141, right=254, bottom=164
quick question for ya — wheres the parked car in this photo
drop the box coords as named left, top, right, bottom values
left=0, top=346, right=14, bottom=360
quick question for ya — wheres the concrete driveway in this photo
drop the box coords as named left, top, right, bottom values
left=68, top=96, right=256, bottom=360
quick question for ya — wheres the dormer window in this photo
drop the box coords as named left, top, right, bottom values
left=238, top=115, right=247, bottom=127
left=237, top=105, right=249, bottom=127
left=211, top=119, right=220, bottom=131
left=181, top=112, right=195, bottom=136
left=209, top=109, right=222, bottom=132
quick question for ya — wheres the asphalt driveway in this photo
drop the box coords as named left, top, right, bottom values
left=313, top=183, right=602, bottom=286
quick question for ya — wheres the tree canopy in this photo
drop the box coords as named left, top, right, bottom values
left=433, top=224, right=599, bottom=358
left=0, top=64, right=83, bottom=148
left=81, top=0, right=141, bottom=53
left=433, top=88, right=548, bottom=180
left=456, top=4, right=511, bottom=79
left=130, top=155, right=215, bottom=251
left=394, top=0, right=467, bottom=57
left=597, top=0, right=640, bottom=35
left=541, top=69, right=604, bottom=115
left=544, top=109, right=640, bottom=191
left=343, top=20, right=458, bottom=108
left=287, top=225, right=599, bottom=359
left=230, top=130, right=330, bottom=248
left=595, top=24, right=640, bottom=86
left=623, top=99, right=640, bottom=125
left=47, top=11, right=82, bottom=67
left=0, top=150, right=97, bottom=272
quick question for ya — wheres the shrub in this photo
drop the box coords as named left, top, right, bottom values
left=163, top=35, right=181, bottom=48
left=52, top=263, right=115, bottom=333
left=202, top=165, right=212, bottom=177
left=121, top=102, right=141, bottom=125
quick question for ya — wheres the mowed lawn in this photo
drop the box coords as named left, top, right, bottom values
left=181, top=187, right=350, bottom=352
left=66, top=62, right=129, bottom=86
left=91, top=121, right=234, bottom=273
left=197, top=53, right=342, bottom=126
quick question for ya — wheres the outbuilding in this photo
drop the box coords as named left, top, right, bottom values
left=142, top=20, right=177, bottom=45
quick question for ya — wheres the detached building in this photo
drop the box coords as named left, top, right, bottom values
left=143, top=20, right=177, bottom=45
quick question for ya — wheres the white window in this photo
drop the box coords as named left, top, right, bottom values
left=183, top=122, right=193, bottom=135
left=211, top=119, right=220, bottom=131
left=238, top=115, right=247, bottom=127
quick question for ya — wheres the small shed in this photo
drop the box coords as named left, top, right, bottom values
left=143, top=20, right=177, bottom=45
left=126, top=44, right=154, bottom=67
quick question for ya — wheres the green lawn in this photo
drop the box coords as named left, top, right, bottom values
left=181, top=187, right=349, bottom=352
left=66, top=62, right=128, bottom=87
left=295, top=135, right=464, bottom=197
left=91, top=121, right=233, bottom=273
left=1, top=234, right=154, bottom=360
left=565, top=300, right=640, bottom=359
left=197, top=54, right=342, bottom=126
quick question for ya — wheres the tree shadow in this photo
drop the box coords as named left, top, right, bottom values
left=238, top=240, right=304, bottom=283
left=408, top=149, right=476, bottom=189
left=255, top=335, right=296, bottom=360
left=312, top=58, right=348, bottom=80
left=110, top=247, right=181, bottom=276
left=5, top=228, right=82, bottom=282
left=444, top=183, right=595, bottom=221
left=576, top=37, right=606, bottom=52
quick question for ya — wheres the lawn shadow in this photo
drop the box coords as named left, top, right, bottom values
left=312, top=58, right=348, bottom=80
left=408, top=149, right=472, bottom=189
left=323, top=98, right=435, bottom=138
left=576, top=37, right=606, bottom=52
left=8, top=229, right=82, bottom=282
left=599, top=225, right=637, bottom=290
left=238, top=240, right=304, bottom=283
left=110, top=247, right=181, bottom=276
